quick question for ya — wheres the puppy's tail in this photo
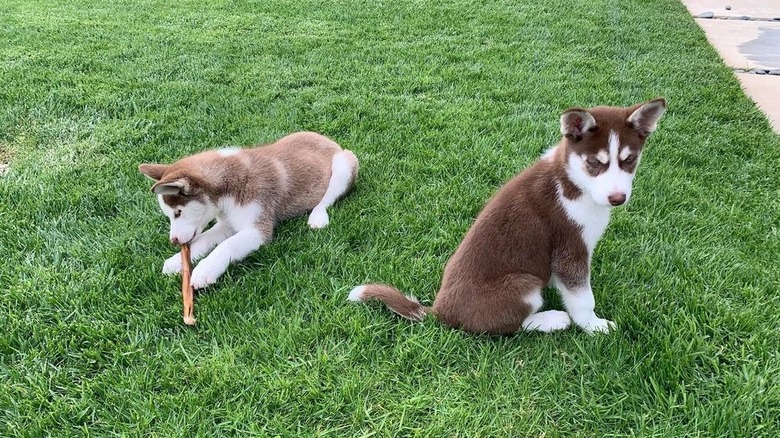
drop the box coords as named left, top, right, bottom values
left=347, top=284, right=431, bottom=322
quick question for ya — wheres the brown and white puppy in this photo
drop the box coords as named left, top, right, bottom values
left=348, top=99, right=666, bottom=334
left=139, top=132, right=358, bottom=289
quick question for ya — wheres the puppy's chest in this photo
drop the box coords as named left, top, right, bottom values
left=217, top=198, right=265, bottom=229
left=557, top=195, right=611, bottom=255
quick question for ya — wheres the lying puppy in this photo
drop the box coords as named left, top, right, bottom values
left=349, top=99, right=666, bottom=334
left=140, top=131, right=358, bottom=289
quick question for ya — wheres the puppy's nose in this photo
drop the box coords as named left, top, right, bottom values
left=170, top=237, right=181, bottom=245
left=608, top=193, right=627, bottom=206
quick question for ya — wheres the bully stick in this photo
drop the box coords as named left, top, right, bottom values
left=180, top=243, right=196, bottom=325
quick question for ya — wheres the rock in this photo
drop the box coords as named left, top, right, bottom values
left=725, top=6, right=731, bottom=11
left=768, top=69, right=780, bottom=76
left=697, top=11, right=714, bottom=19
left=754, top=69, right=767, bottom=75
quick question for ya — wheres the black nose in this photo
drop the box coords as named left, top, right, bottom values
left=608, top=193, right=627, bottom=206
left=170, top=237, right=180, bottom=245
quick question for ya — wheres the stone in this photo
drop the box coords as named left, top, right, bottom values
left=697, top=11, right=715, bottom=19
left=768, top=69, right=780, bottom=75
left=754, top=69, right=767, bottom=75
left=726, top=6, right=732, bottom=11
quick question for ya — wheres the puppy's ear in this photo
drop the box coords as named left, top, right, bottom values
left=628, top=98, right=666, bottom=137
left=151, top=178, right=189, bottom=196
left=138, top=163, right=169, bottom=181
left=560, top=108, right=597, bottom=142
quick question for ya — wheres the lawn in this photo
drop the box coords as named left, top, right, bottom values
left=1, top=0, right=779, bottom=436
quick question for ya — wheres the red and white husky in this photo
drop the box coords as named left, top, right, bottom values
left=139, top=132, right=358, bottom=289
left=349, top=99, right=666, bottom=334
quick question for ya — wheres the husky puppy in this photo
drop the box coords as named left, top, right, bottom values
left=348, top=99, right=666, bottom=334
left=139, top=132, right=358, bottom=289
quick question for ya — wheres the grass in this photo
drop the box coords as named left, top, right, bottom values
left=1, top=0, right=779, bottom=435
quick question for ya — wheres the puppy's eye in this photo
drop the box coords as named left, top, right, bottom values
left=173, top=210, right=182, bottom=219
left=586, top=158, right=602, bottom=168
left=623, top=155, right=636, bottom=164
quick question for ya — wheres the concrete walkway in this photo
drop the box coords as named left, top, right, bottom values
left=681, top=0, right=780, bottom=133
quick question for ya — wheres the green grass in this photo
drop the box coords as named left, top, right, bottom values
left=1, top=0, right=779, bottom=435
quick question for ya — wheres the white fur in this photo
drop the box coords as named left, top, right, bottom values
left=595, top=150, right=609, bottom=164
left=308, top=151, right=356, bottom=229
left=619, top=147, right=631, bottom=161
left=557, top=184, right=611, bottom=255
left=190, top=227, right=265, bottom=289
left=541, top=145, right=559, bottom=160
left=566, top=130, right=638, bottom=207
left=554, top=194, right=613, bottom=332
left=553, top=276, right=615, bottom=334
left=520, top=289, right=572, bottom=332
left=217, top=147, right=241, bottom=157
left=162, top=221, right=235, bottom=274
left=217, top=198, right=264, bottom=231
left=347, top=285, right=366, bottom=301
left=157, top=196, right=218, bottom=245
left=522, top=310, right=572, bottom=332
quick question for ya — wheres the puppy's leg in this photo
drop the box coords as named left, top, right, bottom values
left=520, top=289, right=571, bottom=333
left=190, top=225, right=267, bottom=289
left=308, top=150, right=359, bottom=229
left=162, top=221, right=235, bottom=274
left=553, top=275, right=615, bottom=334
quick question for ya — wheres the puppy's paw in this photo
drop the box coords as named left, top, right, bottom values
left=190, top=257, right=227, bottom=289
left=307, top=208, right=329, bottom=229
left=162, top=253, right=182, bottom=275
left=580, top=318, right=616, bottom=334
left=522, top=310, right=572, bottom=333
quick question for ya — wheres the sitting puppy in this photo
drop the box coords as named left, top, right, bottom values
left=349, top=99, right=666, bottom=334
left=139, top=132, right=358, bottom=289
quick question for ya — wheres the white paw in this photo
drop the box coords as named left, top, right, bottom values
left=162, top=253, right=182, bottom=275
left=579, top=318, right=616, bottom=334
left=521, top=310, right=571, bottom=333
left=307, top=208, right=329, bottom=229
left=190, top=257, right=227, bottom=289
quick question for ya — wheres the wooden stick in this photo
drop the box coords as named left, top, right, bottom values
left=180, top=244, right=196, bottom=325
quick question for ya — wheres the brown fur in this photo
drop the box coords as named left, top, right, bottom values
left=355, top=99, right=665, bottom=334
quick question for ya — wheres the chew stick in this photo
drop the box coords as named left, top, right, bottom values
left=180, top=244, right=196, bottom=325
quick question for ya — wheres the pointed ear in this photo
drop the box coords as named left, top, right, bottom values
left=560, top=108, right=597, bottom=142
left=138, top=163, right=169, bottom=181
left=628, top=98, right=666, bottom=137
left=151, top=179, right=189, bottom=196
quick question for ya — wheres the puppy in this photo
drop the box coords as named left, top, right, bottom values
left=140, top=132, right=358, bottom=289
left=349, top=99, right=666, bottom=334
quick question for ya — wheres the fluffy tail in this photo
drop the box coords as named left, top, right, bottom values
left=347, top=284, right=431, bottom=322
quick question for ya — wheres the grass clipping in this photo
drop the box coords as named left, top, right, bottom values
left=180, top=244, right=196, bottom=325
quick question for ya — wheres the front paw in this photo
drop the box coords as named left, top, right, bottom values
left=162, top=253, right=182, bottom=275
left=307, top=208, right=329, bottom=229
left=190, top=257, right=228, bottom=289
left=579, top=318, right=616, bottom=334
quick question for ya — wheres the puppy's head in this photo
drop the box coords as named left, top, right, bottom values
left=560, top=98, right=666, bottom=207
left=139, top=163, right=217, bottom=245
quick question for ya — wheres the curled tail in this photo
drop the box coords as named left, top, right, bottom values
left=348, top=284, right=431, bottom=322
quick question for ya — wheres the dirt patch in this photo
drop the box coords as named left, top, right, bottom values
left=0, top=142, right=12, bottom=176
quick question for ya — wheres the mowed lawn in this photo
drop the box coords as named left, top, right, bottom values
left=1, top=0, right=779, bottom=435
